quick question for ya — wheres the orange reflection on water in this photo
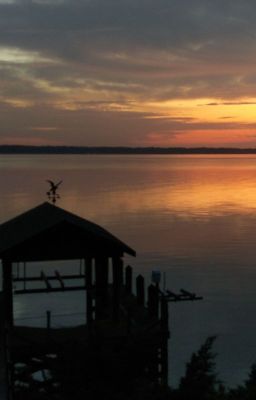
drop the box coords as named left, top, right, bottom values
left=59, top=157, right=256, bottom=221
left=2, top=155, right=256, bottom=223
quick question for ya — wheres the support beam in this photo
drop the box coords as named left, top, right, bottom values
left=136, top=275, right=145, bottom=307
left=148, top=284, right=159, bottom=318
left=2, top=259, right=13, bottom=327
left=112, top=256, right=123, bottom=322
left=95, top=257, right=109, bottom=319
left=85, top=258, right=93, bottom=324
left=160, top=297, right=169, bottom=386
left=13, top=273, right=86, bottom=282
left=14, top=286, right=86, bottom=294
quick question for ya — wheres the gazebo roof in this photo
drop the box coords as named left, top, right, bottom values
left=0, top=202, right=136, bottom=262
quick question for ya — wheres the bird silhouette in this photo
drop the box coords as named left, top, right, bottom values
left=46, top=180, right=62, bottom=193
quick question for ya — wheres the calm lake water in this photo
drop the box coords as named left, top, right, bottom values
left=1, top=154, right=256, bottom=387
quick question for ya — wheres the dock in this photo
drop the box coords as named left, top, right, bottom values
left=6, top=275, right=169, bottom=398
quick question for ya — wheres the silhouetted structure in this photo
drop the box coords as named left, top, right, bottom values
left=0, top=203, right=177, bottom=399
left=46, top=180, right=62, bottom=204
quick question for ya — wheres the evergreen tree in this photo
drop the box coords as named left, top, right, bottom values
left=178, top=336, right=219, bottom=400
left=228, top=364, right=256, bottom=400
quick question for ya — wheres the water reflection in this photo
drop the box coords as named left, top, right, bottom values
left=2, top=155, right=256, bottom=222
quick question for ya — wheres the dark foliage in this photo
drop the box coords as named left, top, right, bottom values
left=176, top=336, right=221, bottom=400
left=228, top=364, right=256, bottom=400
left=12, top=335, right=256, bottom=400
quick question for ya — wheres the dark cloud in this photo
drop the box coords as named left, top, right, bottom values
left=1, top=0, right=256, bottom=145
left=204, top=101, right=256, bottom=106
left=1, top=1, right=256, bottom=62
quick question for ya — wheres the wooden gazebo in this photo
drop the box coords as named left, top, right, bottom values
left=0, top=202, right=136, bottom=327
left=0, top=203, right=175, bottom=399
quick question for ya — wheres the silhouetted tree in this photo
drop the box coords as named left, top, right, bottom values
left=228, top=364, right=256, bottom=400
left=244, top=364, right=256, bottom=399
left=178, top=336, right=220, bottom=400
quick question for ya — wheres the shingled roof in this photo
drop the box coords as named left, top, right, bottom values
left=0, top=202, right=136, bottom=262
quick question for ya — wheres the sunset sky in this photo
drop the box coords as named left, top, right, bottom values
left=1, top=0, right=256, bottom=147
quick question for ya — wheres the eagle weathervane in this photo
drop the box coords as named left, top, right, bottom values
left=46, top=180, right=62, bottom=204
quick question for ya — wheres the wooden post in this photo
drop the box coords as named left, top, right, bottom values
left=2, top=259, right=13, bottom=327
left=136, top=275, right=145, bottom=306
left=160, top=297, right=169, bottom=386
left=4, top=325, right=13, bottom=400
left=46, top=310, right=51, bottom=330
left=23, top=262, right=26, bottom=291
left=95, top=257, right=109, bottom=319
left=17, top=262, right=20, bottom=279
left=125, top=265, right=132, bottom=294
left=112, top=256, right=123, bottom=321
left=85, top=258, right=93, bottom=324
left=102, top=257, right=109, bottom=301
left=148, top=284, right=159, bottom=318
left=120, top=258, right=124, bottom=286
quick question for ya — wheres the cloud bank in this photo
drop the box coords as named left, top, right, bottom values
left=1, top=0, right=256, bottom=146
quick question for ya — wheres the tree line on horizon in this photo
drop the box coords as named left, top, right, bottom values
left=2, top=145, right=256, bottom=154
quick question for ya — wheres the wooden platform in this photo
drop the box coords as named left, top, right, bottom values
left=6, top=284, right=166, bottom=398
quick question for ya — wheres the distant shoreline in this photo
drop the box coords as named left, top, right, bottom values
left=2, top=145, right=256, bottom=155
